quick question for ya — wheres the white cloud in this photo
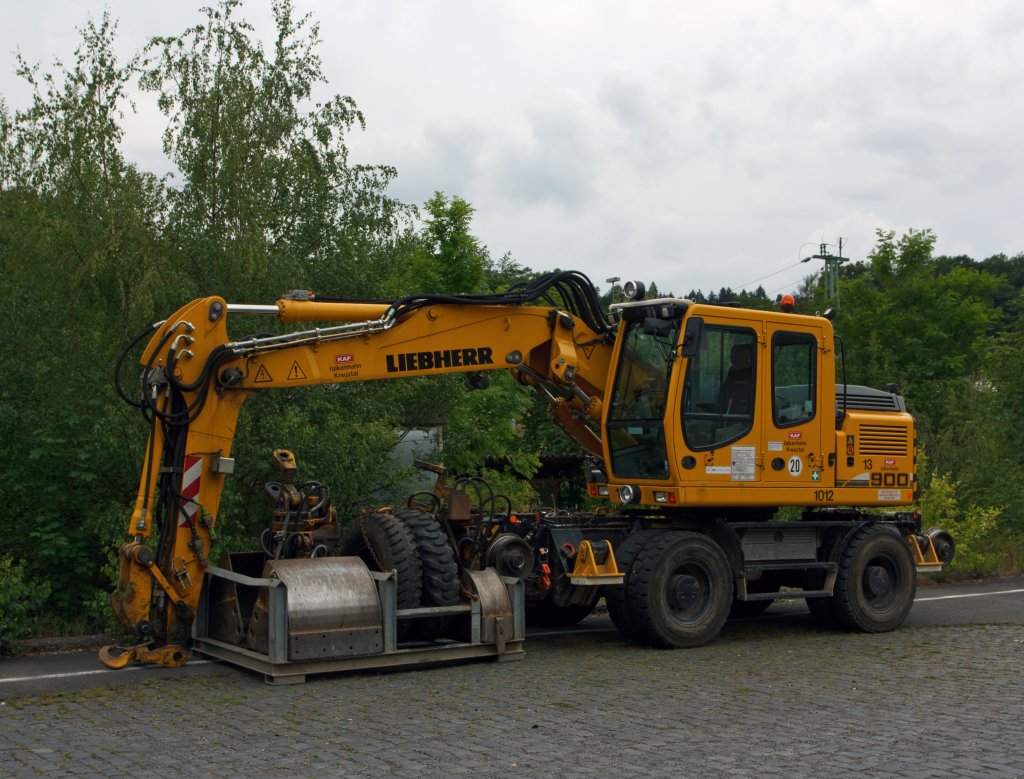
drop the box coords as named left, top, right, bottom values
left=3, top=0, right=1023, bottom=296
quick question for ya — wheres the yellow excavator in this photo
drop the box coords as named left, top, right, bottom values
left=100, top=271, right=953, bottom=678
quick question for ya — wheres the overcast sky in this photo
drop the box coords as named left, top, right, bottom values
left=3, top=1, right=1023, bottom=298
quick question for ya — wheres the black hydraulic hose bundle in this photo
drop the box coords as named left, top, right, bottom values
left=316, top=271, right=613, bottom=339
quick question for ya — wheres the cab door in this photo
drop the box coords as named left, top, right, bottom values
left=677, top=313, right=763, bottom=485
left=760, top=321, right=828, bottom=487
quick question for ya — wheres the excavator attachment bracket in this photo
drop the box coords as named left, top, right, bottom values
left=99, top=642, right=189, bottom=669
left=569, top=539, right=624, bottom=585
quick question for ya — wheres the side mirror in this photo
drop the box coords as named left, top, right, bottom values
left=642, top=317, right=673, bottom=337
left=680, top=317, right=703, bottom=357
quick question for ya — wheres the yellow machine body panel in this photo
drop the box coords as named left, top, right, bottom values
left=597, top=302, right=916, bottom=509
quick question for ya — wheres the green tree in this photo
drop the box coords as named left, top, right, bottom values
left=0, top=14, right=173, bottom=614
left=396, top=192, right=490, bottom=294
left=141, top=0, right=409, bottom=300
left=836, top=229, right=1001, bottom=417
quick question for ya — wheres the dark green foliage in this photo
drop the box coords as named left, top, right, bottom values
left=0, top=556, right=51, bottom=654
left=0, top=2, right=557, bottom=631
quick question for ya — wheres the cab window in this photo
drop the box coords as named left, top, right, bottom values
left=606, top=317, right=680, bottom=479
left=772, top=331, right=816, bottom=427
left=681, top=326, right=757, bottom=450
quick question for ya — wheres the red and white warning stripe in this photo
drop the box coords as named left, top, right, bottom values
left=178, top=455, right=202, bottom=527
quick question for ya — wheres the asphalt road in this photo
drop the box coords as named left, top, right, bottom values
left=2, top=576, right=1022, bottom=778
left=2, top=576, right=1022, bottom=698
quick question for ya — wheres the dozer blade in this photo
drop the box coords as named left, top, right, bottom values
left=99, top=642, right=189, bottom=669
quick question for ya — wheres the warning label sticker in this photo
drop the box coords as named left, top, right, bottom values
left=254, top=365, right=273, bottom=383
left=731, top=446, right=756, bottom=481
left=287, top=361, right=307, bottom=381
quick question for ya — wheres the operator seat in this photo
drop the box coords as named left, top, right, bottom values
left=718, top=343, right=754, bottom=415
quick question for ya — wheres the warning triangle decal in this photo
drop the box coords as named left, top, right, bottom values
left=287, top=361, right=307, bottom=381
left=254, top=365, right=273, bottom=383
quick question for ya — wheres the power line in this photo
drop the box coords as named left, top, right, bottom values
left=736, top=261, right=804, bottom=290
left=767, top=275, right=813, bottom=296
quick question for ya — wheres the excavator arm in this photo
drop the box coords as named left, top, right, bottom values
left=103, top=273, right=616, bottom=667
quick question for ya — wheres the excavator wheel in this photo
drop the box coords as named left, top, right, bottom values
left=337, top=511, right=423, bottom=613
left=833, top=525, right=916, bottom=632
left=394, top=508, right=460, bottom=639
left=603, top=529, right=659, bottom=642
left=624, top=531, right=733, bottom=648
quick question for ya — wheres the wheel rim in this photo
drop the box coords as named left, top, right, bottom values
left=861, top=554, right=901, bottom=611
left=666, top=565, right=712, bottom=623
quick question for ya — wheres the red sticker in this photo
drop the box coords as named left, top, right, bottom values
left=334, top=354, right=355, bottom=364
left=788, top=432, right=802, bottom=440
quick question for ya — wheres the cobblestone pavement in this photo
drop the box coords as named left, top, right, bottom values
left=2, top=616, right=1023, bottom=778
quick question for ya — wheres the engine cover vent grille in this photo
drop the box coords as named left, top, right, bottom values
left=859, top=425, right=910, bottom=456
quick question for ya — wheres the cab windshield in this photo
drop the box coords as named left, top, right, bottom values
left=606, top=318, right=679, bottom=479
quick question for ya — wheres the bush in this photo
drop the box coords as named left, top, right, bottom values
left=918, top=473, right=1002, bottom=576
left=0, top=556, right=51, bottom=655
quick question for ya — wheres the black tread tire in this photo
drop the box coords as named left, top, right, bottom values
left=394, top=508, right=460, bottom=608
left=338, top=512, right=423, bottom=612
left=625, top=531, right=733, bottom=648
left=394, top=508, right=460, bottom=640
left=603, top=529, right=659, bottom=643
left=833, top=525, right=916, bottom=632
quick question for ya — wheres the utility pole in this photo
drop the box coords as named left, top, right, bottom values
left=802, top=238, right=846, bottom=305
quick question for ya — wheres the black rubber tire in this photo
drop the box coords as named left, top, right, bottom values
left=338, top=512, right=423, bottom=612
left=833, top=525, right=916, bottom=632
left=394, top=508, right=460, bottom=640
left=603, top=529, right=659, bottom=643
left=394, top=509, right=460, bottom=608
left=625, top=531, right=733, bottom=648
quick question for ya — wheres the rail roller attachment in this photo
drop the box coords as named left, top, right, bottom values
left=250, top=557, right=384, bottom=660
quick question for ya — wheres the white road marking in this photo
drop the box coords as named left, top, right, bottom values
left=916, top=587, right=1024, bottom=602
left=5, top=587, right=1022, bottom=684
left=0, top=659, right=211, bottom=685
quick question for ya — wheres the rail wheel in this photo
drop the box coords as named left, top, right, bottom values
left=625, top=531, right=732, bottom=648
left=338, top=511, right=423, bottom=612
left=603, top=529, right=658, bottom=643
left=833, top=525, right=916, bottom=632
